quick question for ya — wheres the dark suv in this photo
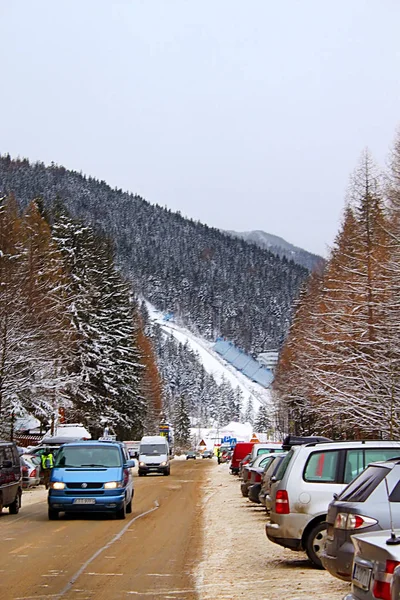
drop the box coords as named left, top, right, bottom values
left=322, top=456, right=400, bottom=581
left=0, top=440, right=22, bottom=514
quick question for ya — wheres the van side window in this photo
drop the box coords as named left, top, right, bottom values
left=304, top=450, right=339, bottom=482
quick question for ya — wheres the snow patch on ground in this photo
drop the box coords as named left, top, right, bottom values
left=195, top=462, right=350, bottom=600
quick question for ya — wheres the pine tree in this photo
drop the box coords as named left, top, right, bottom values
left=174, top=396, right=191, bottom=449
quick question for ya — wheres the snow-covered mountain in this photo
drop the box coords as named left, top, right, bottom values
left=226, top=229, right=324, bottom=271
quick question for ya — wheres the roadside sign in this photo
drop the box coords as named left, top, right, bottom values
left=250, top=433, right=260, bottom=443
left=199, top=439, right=206, bottom=446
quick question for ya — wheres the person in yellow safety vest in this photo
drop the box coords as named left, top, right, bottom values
left=41, top=448, right=54, bottom=489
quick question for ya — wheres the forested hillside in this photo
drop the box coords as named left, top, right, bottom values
left=0, top=195, right=249, bottom=443
left=0, top=155, right=308, bottom=355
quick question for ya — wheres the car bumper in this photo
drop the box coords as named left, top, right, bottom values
left=139, top=466, right=169, bottom=474
left=48, top=490, right=126, bottom=512
left=248, top=484, right=261, bottom=503
left=265, top=522, right=302, bottom=551
left=322, top=541, right=355, bottom=581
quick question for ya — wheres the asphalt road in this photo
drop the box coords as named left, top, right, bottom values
left=1, top=458, right=210, bottom=600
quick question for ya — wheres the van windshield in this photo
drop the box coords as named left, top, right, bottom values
left=140, top=444, right=166, bottom=455
left=54, top=446, right=122, bottom=468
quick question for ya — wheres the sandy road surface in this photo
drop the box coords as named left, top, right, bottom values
left=2, top=459, right=352, bottom=600
left=0, top=459, right=206, bottom=600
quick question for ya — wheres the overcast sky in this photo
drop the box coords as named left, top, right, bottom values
left=2, top=1, right=400, bottom=256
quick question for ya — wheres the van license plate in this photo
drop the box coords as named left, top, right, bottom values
left=73, top=498, right=96, bottom=505
left=352, top=564, right=372, bottom=590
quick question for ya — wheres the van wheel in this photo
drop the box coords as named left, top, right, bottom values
left=126, top=498, right=132, bottom=514
left=305, top=522, right=327, bottom=568
left=48, top=508, right=59, bottom=520
left=116, top=503, right=126, bottom=520
left=163, top=468, right=170, bottom=476
left=9, top=493, right=21, bottom=514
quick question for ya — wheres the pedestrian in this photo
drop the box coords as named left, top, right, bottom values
left=41, top=447, right=54, bottom=489
left=217, top=447, right=221, bottom=465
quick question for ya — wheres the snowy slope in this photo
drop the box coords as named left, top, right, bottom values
left=146, top=302, right=272, bottom=413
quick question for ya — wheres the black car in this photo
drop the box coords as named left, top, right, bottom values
left=0, top=440, right=22, bottom=514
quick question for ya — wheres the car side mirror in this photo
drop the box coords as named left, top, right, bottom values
left=270, top=475, right=277, bottom=483
left=126, top=459, right=135, bottom=468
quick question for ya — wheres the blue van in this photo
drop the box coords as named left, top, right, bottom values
left=47, top=440, right=135, bottom=520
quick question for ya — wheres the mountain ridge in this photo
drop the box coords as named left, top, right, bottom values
left=226, top=229, right=324, bottom=271
left=0, top=154, right=309, bottom=354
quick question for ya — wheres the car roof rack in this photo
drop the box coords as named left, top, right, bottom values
left=282, top=435, right=332, bottom=450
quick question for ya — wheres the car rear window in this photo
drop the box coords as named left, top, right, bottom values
left=304, top=450, right=339, bottom=482
left=338, top=465, right=390, bottom=502
left=54, top=445, right=122, bottom=468
left=274, top=449, right=294, bottom=481
left=256, top=447, right=285, bottom=456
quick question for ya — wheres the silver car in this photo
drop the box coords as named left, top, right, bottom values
left=343, top=529, right=400, bottom=600
left=265, top=440, right=400, bottom=568
left=323, top=456, right=400, bottom=581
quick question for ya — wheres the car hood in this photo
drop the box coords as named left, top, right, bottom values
left=51, top=467, right=122, bottom=483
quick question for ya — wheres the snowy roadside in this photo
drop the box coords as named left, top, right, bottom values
left=195, top=462, right=350, bottom=600
left=22, top=486, right=47, bottom=507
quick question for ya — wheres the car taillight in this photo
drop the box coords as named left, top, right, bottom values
left=373, top=560, right=400, bottom=600
left=254, top=473, right=262, bottom=483
left=123, top=468, right=129, bottom=486
left=275, top=490, right=289, bottom=514
left=334, top=513, right=377, bottom=530
left=30, top=469, right=37, bottom=478
left=22, top=466, right=28, bottom=474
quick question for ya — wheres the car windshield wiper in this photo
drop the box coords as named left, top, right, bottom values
left=80, top=463, right=108, bottom=467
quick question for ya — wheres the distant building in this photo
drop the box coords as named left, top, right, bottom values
left=257, top=351, right=279, bottom=372
left=213, top=339, right=274, bottom=388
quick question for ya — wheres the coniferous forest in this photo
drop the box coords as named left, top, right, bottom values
left=0, top=155, right=308, bottom=355
left=273, top=136, right=400, bottom=440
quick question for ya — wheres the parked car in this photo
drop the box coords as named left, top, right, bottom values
left=41, top=423, right=91, bottom=445
left=0, top=440, right=22, bottom=514
left=323, top=455, right=400, bottom=581
left=186, top=451, right=197, bottom=460
left=202, top=450, right=213, bottom=459
left=342, top=528, right=400, bottom=600
left=48, top=440, right=135, bottom=520
left=248, top=442, right=285, bottom=463
left=21, top=454, right=41, bottom=488
left=266, top=440, right=400, bottom=568
left=241, top=454, right=276, bottom=498
left=259, top=453, right=287, bottom=511
left=238, top=453, right=252, bottom=477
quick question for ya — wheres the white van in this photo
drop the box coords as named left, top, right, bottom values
left=138, top=435, right=170, bottom=476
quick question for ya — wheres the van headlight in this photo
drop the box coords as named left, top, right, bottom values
left=160, top=461, right=167, bottom=467
left=104, top=481, right=122, bottom=489
left=139, top=462, right=146, bottom=467
left=50, top=481, right=65, bottom=490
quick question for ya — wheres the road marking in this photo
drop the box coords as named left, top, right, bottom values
left=85, top=573, right=123, bottom=576
left=56, top=502, right=159, bottom=598
left=10, top=543, right=32, bottom=554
